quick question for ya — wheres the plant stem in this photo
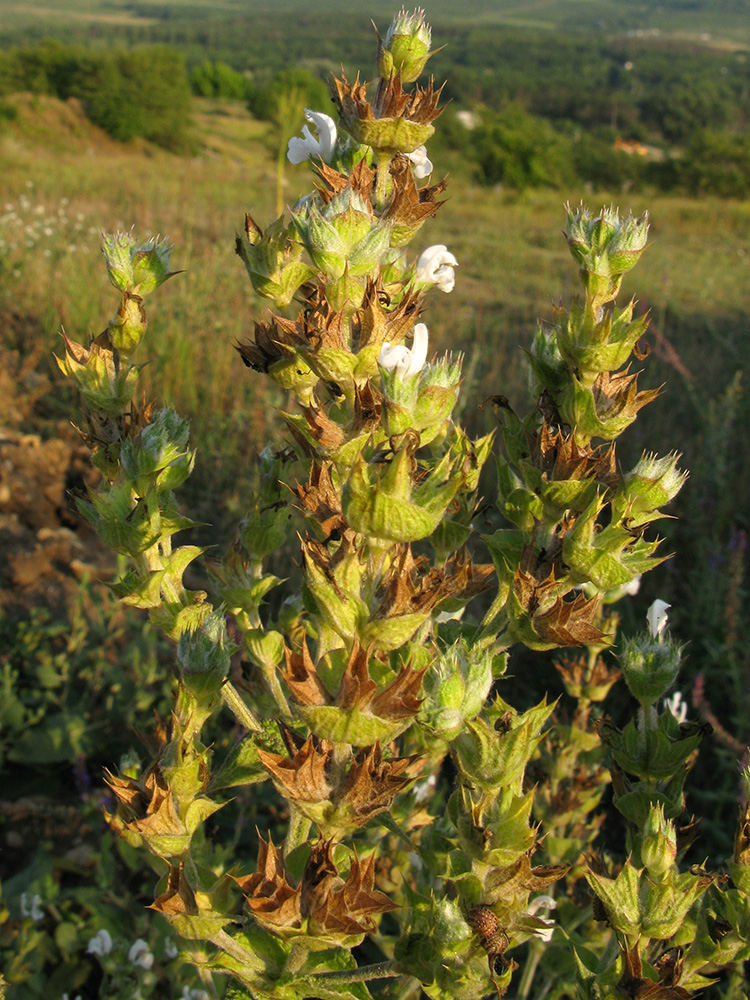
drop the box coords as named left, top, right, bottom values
left=221, top=680, right=263, bottom=733
left=518, top=940, right=542, bottom=999
left=307, top=960, right=401, bottom=985
left=211, top=929, right=264, bottom=973
left=284, top=805, right=312, bottom=857
left=264, top=664, right=292, bottom=720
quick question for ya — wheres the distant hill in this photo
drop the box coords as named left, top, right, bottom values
left=1, top=0, right=749, bottom=49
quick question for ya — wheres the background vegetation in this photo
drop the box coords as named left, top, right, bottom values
left=0, top=1, right=748, bottom=996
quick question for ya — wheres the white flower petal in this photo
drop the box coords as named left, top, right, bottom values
left=647, top=599, right=670, bottom=640
left=304, top=109, right=337, bottom=161
left=416, top=245, right=458, bottom=293
left=664, top=690, right=687, bottom=724
left=380, top=325, right=429, bottom=380
left=407, top=145, right=433, bottom=178
left=287, top=109, right=337, bottom=164
left=408, top=323, right=429, bottom=376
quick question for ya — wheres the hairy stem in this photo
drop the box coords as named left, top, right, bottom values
left=221, top=680, right=263, bottom=733
left=307, top=960, right=401, bottom=985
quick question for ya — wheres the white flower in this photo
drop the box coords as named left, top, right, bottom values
left=62, top=994, right=83, bottom=1000
left=128, top=939, right=154, bottom=970
left=527, top=894, right=557, bottom=942
left=287, top=109, right=337, bottom=164
left=407, top=145, right=433, bottom=178
left=20, top=892, right=44, bottom=922
left=181, top=989, right=211, bottom=1000
left=164, top=937, right=179, bottom=960
left=86, top=928, right=113, bottom=956
left=646, top=599, right=670, bottom=641
left=379, top=322, right=429, bottom=379
left=664, top=690, right=687, bottom=724
left=416, top=245, right=458, bottom=293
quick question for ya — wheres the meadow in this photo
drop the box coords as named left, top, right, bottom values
left=1, top=9, right=750, bottom=995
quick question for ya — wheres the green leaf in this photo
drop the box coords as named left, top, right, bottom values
left=211, top=735, right=269, bottom=791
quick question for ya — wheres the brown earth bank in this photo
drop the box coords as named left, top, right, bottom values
left=0, top=325, right=110, bottom=620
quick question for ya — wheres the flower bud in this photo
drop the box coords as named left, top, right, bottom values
left=419, top=639, right=493, bottom=740
left=102, top=231, right=176, bottom=296
left=564, top=203, right=649, bottom=304
left=120, top=407, right=194, bottom=496
left=378, top=8, right=432, bottom=84
left=619, top=632, right=682, bottom=709
left=622, top=453, right=688, bottom=521
left=640, top=803, right=677, bottom=880
left=292, top=190, right=392, bottom=308
left=177, top=611, right=234, bottom=704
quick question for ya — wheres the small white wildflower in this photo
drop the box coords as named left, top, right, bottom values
left=647, top=599, right=670, bottom=641
left=86, top=928, right=113, bottom=956
left=164, top=937, right=179, bottom=960
left=128, top=938, right=154, bottom=970
left=20, top=892, right=44, bottom=922
left=287, top=109, right=337, bottom=164
left=664, top=690, right=687, bottom=724
left=62, top=994, right=83, bottom=1000
left=416, top=245, right=458, bottom=293
left=407, top=145, right=433, bottom=178
left=379, top=322, right=429, bottom=379
left=181, top=988, right=210, bottom=1000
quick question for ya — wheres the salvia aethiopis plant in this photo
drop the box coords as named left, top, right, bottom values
left=58, top=8, right=750, bottom=999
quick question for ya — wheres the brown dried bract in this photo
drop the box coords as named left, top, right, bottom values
left=234, top=834, right=302, bottom=929
left=236, top=316, right=300, bottom=373
left=258, top=734, right=334, bottom=804
left=376, top=545, right=493, bottom=620
left=338, top=742, right=422, bottom=825
left=513, top=563, right=608, bottom=647
left=592, top=368, right=661, bottom=422
left=105, top=760, right=187, bottom=840
left=485, top=854, right=569, bottom=905
left=282, top=638, right=332, bottom=707
left=294, top=461, right=346, bottom=538
left=386, top=155, right=447, bottom=227
left=354, top=282, right=423, bottom=351
left=534, top=421, right=617, bottom=488
left=150, top=861, right=199, bottom=917
left=303, top=840, right=398, bottom=936
left=314, top=158, right=377, bottom=207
